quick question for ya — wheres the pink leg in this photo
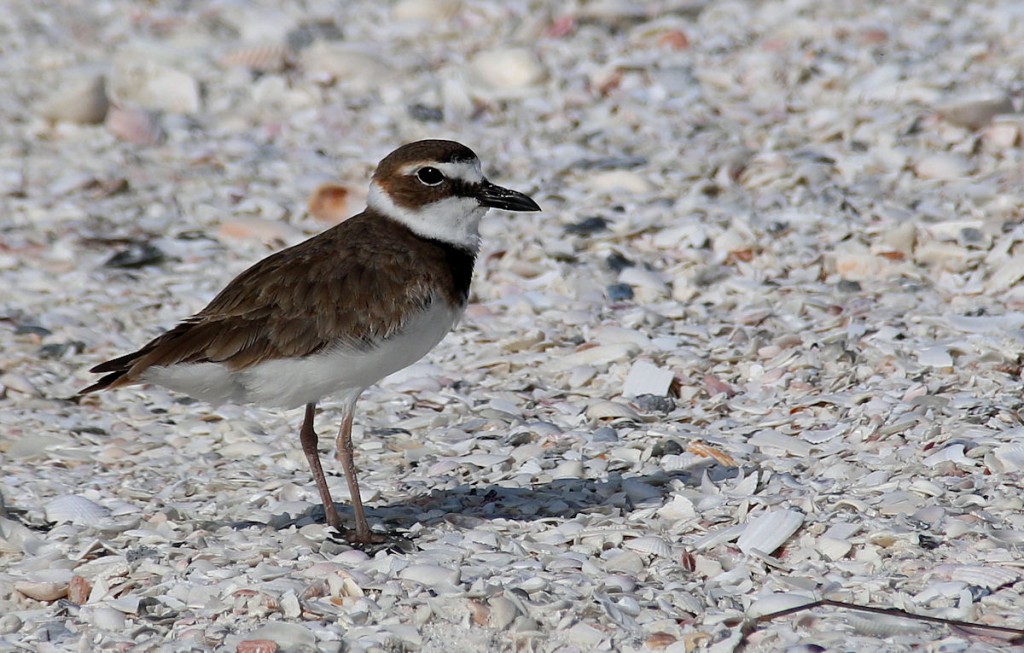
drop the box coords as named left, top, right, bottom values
left=298, top=402, right=342, bottom=529
left=335, top=405, right=373, bottom=542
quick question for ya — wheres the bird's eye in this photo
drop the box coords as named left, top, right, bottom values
left=416, top=166, right=445, bottom=186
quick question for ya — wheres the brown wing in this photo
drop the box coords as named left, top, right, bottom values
left=82, top=214, right=453, bottom=393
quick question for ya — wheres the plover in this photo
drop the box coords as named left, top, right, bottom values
left=81, top=140, right=541, bottom=543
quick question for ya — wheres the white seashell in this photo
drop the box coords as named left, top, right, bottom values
left=551, top=460, right=585, bottom=479
left=984, top=118, right=1021, bottom=148
left=986, top=254, right=1024, bottom=292
left=604, top=550, right=644, bottom=574
left=105, top=105, right=165, bottom=146
left=110, top=58, right=200, bottom=114
left=246, top=623, right=317, bottom=651
left=399, top=564, right=460, bottom=587
left=37, top=73, right=109, bottom=124
left=992, top=444, right=1024, bottom=472
left=0, top=372, right=41, bottom=397
left=914, top=153, right=971, bottom=180
left=551, top=343, right=640, bottom=370
left=815, top=536, right=852, bottom=561
left=602, top=574, right=637, bottom=593
left=917, top=346, right=953, bottom=368
left=487, top=596, right=519, bottom=630
left=586, top=400, right=640, bottom=421
left=14, top=580, right=68, bottom=602
left=623, top=535, right=672, bottom=557
left=218, top=441, right=274, bottom=457
left=392, top=0, right=460, bottom=22
left=748, top=430, right=812, bottom=457
left=217, top=218, right=305, bottom=246
left=939, top=564, right=1020, bottom=589
left=622, top=360, right=674, bottom=397
left=938, top=94, right=1013, bottom=130
left=457, top=453, right=510, bottom=468
left=568, top=365, right=598, bottom=388
left=587, top=170, right=652, bottom=195
left=45, top=494, right=111, bottom=525
left=737, top=509, right=804, bottom=556
left=922, top=444, right=972, bottom=467
left=86, top=606, right=126, bottom=630
left=800, top=425, right=845, bottom=444
left=912, top=241, right=971, bottom=272
left=518, top=576, right=547, bottom=593
left=567, top=622, right=606, bottom=647
left=746, top=592, right=815, bottom=618
left=656, top=494, right=697, bottom=521
left=301, top=43, right=392, bottom=90
left=469, top=48, right=546, bottom=96
left=220, top=44, right=291, bottom=73
left=833, top=249, right=888, bottom=280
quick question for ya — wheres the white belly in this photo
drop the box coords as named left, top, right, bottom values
left=143, top=301, right=462, bottom=409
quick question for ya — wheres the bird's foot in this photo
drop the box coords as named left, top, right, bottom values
left=327, top=526, right=417, bottom=554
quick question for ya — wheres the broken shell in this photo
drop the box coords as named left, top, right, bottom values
left=622, top=360, right=674, bottom=397
left=914, top=153, right=971, bottom=180
left=220, top=45, right=292, bottom=73
left=469, top=48, right=547, bottom=96
left=623, top=535, right=672, bottom=557
left=308, top=182, right=357, bottom=224
left=44, top=494, right=111, bottom=525
left=110, top=57, right=200, bottom=113
left=586, top=399, right=641, bottom=421
left=747, top=592, right=816, bottom=618
left=737, top=509, right=804, bottom=556
left=105, top=105, right=165, bottom=146
left=938, top=94, right=1014, bottom=130
left=14, top=580, right=68, bottom=602
left=392, top=0, right=460, bottom=22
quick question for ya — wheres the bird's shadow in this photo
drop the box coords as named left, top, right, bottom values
left=250, top=462, right=741, bottom=535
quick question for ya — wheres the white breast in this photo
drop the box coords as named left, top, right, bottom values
left=143, top=300, right=463, bottom=409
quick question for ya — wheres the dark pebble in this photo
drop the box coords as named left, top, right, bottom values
left=605, top=252, right=634, bottom=272
left=407, top=103, right=444, bottom=123
left=104, top=242, right=165, bottom=269
left=606, top=283, right=634, bottom=301
left=837, top=279, right=862, bottom=293
left=38, top=341, right=86, bottom=359
left=15, top=325, right=52, bottom=337
left=564, top=216, right=608, bottom=236
left=631, top=394, right=676, bottom=413
left=651, top=439, right=684, bottom=457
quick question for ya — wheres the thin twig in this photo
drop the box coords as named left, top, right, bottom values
left=745, top=598, right=1024, bottom=644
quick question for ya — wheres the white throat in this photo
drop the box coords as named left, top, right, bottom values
left=368, top=181, right=486, bottom=252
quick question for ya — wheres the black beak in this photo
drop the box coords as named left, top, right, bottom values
left=476, top=181, right=541, bottom=212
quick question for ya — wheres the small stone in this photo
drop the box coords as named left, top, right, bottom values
left=38, top=73, right=109, bottom=124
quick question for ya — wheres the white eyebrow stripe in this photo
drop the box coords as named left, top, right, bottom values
left=399, top=159, right=484, bottom=184
left=436, top=160, right=484, bottom=183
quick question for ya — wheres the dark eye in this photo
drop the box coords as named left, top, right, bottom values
left=416, top=166, right=445, bottom=186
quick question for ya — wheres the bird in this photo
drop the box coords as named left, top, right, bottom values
left=80, top=139, right=541, bottom=543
